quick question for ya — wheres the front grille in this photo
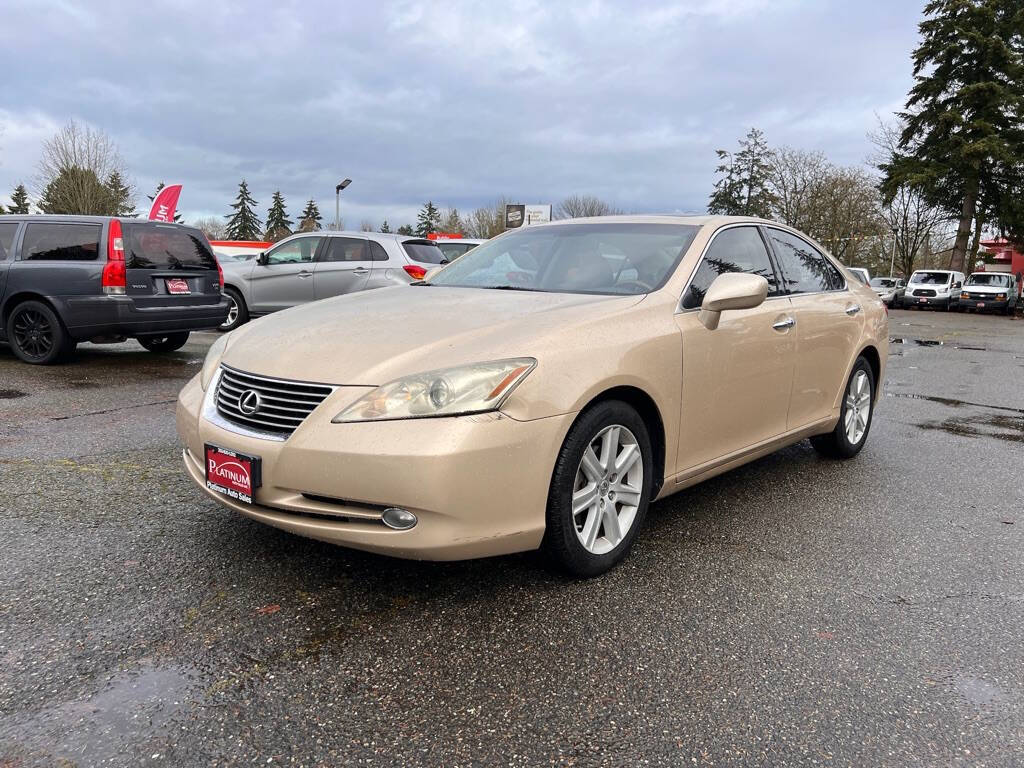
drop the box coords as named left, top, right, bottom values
left=966, top=292, right=997, bottom=300
left=216, top=366, right=334, bottom=436
left=913, top=289, right=936, bottom=297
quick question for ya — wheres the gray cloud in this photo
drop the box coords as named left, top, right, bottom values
left=0, top=0, right=922, bottom=226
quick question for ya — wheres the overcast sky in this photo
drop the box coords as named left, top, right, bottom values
left=0, top=0, right=923, bottom=228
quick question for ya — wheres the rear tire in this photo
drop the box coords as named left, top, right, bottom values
left=138, top=332, right=190, bottom=353
left=542, top=400, right=653, bottom=577
left=6, top=300, right=76, bottom=365
left=220, top=287, right=249, bottom=331
left=810, top=356, right=875, bottom=460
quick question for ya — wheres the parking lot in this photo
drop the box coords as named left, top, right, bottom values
left=1, top=310, right=1022, bottom=766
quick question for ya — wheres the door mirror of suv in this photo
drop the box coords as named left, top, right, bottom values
left=257, top=252, right=268, bottom=266
left=698, top=272, right=769, bottom=330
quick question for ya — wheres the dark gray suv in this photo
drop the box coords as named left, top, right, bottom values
left=0, top=215, right=230, bottom=364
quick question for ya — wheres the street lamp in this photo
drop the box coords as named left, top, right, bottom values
left=335, top=179, right=352, bottom=230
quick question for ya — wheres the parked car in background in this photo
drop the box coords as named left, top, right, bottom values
left=847, top=267, right=870, bottom=285
left=870, top=276, right=905, bottom=307
left=434, top=237, right=485, bottom=261
left=959, top=272, right=1019, bottom=314
left=902, top=269, right=965, bottom=310
left=0, top=215, right=228, bottom=364
left=219, top=231, right=446, bottom=331
left=179, top=216, right=887, bottom=576
left=216, top=250, right=256, bottom=263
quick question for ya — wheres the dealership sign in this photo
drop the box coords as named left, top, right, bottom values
left=505, top=204, right=552, bottom=229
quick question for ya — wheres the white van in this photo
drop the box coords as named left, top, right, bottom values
left=959, top=272, right=1019, bottom=315
left=902, top=269, right=965, bottom=311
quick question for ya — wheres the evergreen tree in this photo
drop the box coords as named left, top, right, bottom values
left=0, top=203, right=5, bottom=215
left=379, top=219, right=391, bottom=233
left=881, top=0, right=1024, bottom=270
left=105, top=171, right=135, bottom=216
left=38, top=166, right=113, bottom=215
left=9, top=184, right=30, bottom=214
left=224, top=180, right=263, bottom=240
left=397, top=224, right=414, bottom=235
left=147, top=181, right=183, bottom=222
left=440, top=207, right=464, bottom=234
left=708, top=128, right=775, bottom=217
left=297, top=198, right=323, bottom=232
left=264, top=191, right=293, bottom=241
left=415, top=201, right=441, bottom=237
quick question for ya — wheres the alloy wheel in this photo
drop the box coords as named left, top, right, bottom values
left=12, top=308, right=54, bottom=360
left=222, top=296, right=239, bottom=329
left=572, top=424, right=644, bottom=555
left=843, top=370, right=871, bottom=445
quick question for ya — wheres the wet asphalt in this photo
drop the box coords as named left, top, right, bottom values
left=1, top=310, right=1023, bottom=767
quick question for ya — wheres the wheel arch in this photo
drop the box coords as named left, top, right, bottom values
left=2, top=291, right=63, bottom=327
left=574, top=385, right=667, bottom=499
left=858, top=344, right=881, bottom=396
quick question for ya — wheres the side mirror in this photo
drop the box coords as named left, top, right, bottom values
left=698, top=272, right=769, bottom=330
left=257, top=252, right=268, bottom=266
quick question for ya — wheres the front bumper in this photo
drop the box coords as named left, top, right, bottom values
left=176, top=373, right=574, bottom=560
left=60, top=295, right=231, bottom=339
left=905, top=295, right=951, bottom=308
left=960, top=297, right=1009, bottom=310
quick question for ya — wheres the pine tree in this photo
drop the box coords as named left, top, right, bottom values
left=881, top=0, right=1024, bottom=270
left=147, top=181, right=183, bottom=222
left=415, top=201, right=441, bottom=237
left=224, top=180, right=263, bottom=240
left=379, top=219, right=391, bottom=233
left=297, top=198, right=322, bottom=232
left=440, top=207, right=464, bottom=234
left=38, top=167, right=112, bottom=215
left=9, top=184, right=30, bottom=214
left=708, top=128, right=775, bottom=217
left=0, top=203, right=5, bottom=215
left=105, top=171, right=135, bottom=216
left=397, top=224, right=414, bottom=235
left=264, top=191, right=293, bottom=242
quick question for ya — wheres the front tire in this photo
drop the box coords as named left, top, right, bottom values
left=542, top=401, right=653, bottom=577
left=137, top=332, right=190, bottom=353
left=220, top=287, right=249, bottom=331
left=6, top=300, right=76, bottom=365
left=810, top=356, right=875, bottom=460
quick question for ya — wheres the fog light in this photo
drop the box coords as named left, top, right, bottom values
left=382, top=507, right=417, bottom=530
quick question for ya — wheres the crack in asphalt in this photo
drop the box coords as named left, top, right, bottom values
left=49, top=398, right=177, bottom=421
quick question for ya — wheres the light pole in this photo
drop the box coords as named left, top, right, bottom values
left=335, top=179, right=352, bottom=230
left=889, top=230, right=897, bottom=278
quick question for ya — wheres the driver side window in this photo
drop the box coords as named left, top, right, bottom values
left=682, top=226, right=779, bottom=309
left=266, top=237, right=322, bottom=265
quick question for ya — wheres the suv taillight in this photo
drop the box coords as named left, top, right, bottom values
left=102, top=219, right=126, bottom=295
left=216, top=257, right=224, bottom=290
left=403, top=264, right=427, bottom=280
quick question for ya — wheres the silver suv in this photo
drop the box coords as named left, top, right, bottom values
left=219, top=231, right=445, bottom=330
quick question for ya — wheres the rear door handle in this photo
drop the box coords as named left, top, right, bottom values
left=845, top=304, right=862, bottom=316
left=772, top=316, right=796, bottom=331
left=352, top=267, right=370, bottom=276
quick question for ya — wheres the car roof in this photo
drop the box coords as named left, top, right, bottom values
left=0, top=213, right=200, bottom=230
left=280, top=229, right=435, bottom=244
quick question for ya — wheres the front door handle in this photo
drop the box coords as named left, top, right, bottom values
left=352, top=267, right=370, bottom=276
left=772, top=316, right=796, bottom=331
left=297, top=270, right=313, bottom=279
left=845, top=304, right=862, bottom=316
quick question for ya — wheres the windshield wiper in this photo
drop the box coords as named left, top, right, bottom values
left=483, top=285, right=545, bottom=292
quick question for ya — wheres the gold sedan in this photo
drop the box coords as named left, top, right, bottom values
left=177, top=216, right=888, bottom=576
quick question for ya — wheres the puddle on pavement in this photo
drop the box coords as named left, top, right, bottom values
left=0, top=662, right=200, bottom=763
left=889, top=338, right=944, bottom=346
left=0, top=389, right=27, bottom=399
left=918, top=415, right=1024, bottom=444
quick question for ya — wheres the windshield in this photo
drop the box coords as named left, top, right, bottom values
left=870, top=277, right=897, bottom=288
left=966, top=273, right=1009, bottom=286
left=427, top=223, right=700, bottom=295
left=910, top=271, right=951, bottom=285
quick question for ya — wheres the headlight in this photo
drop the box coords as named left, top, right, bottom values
left=333, top=358, right=536, bottom=423
left=200, top=333, right=230, bottom=391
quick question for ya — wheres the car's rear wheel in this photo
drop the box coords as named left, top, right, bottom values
left=6, top=300, right=76, bottom=365
left=138, top=332, right=190, bottom=353
left=220, top=287, right=248, bottom=331
left=542, top=400, right=653, bottom=577
left=810, top=356, right=875, bottom=459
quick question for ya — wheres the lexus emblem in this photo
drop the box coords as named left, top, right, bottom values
left=238, top=389, right=262, bottom=415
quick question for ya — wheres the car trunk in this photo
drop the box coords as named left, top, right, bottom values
left=121, top=222, right=222, bottom=308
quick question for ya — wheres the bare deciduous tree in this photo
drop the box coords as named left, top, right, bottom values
left=190, top=216, right=227, bottom=240
left=464, top=198, right=510, bottom=239
left=35, top=120, right=133, bottom=215
left=555, top=194, right=621, bottom=219
left=360, top=219, right=375, bottom=232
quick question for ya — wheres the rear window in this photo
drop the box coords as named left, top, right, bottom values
left=123, top=223, right=218, bottom=270
left=0, top=222, right=18, bottom=261
left=401, top=240, right=446, bottom=265
left=22, top=223, right=101, bottom=261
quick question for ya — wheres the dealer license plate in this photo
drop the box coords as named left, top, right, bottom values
left=977, top=302, right=985, bottom=307
left=166, top=278, right=191, bottom=294
left=204, top=444, right=261, bottom=504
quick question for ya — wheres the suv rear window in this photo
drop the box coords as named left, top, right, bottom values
left=123, top=223, right=218, bottom=270
left=22, top=223, right=101, bottom=261
left=401, top=240, right=446, bottom=264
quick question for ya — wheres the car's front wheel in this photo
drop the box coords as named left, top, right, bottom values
left=542, top=400, right=653, bottom=577
left=138, top=332, right=190, bottom=353
left=810, top=356, right=875, bottom=459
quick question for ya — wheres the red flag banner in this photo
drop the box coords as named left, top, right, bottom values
left=148, top=184, right=183, bottom=222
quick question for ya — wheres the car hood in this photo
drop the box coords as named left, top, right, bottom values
left=963, top=284, right=1009, bottom=295
left=221, top=286, right=645, bottom=385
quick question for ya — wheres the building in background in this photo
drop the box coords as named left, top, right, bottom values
left=979, top=238, right=1024, bottom=296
